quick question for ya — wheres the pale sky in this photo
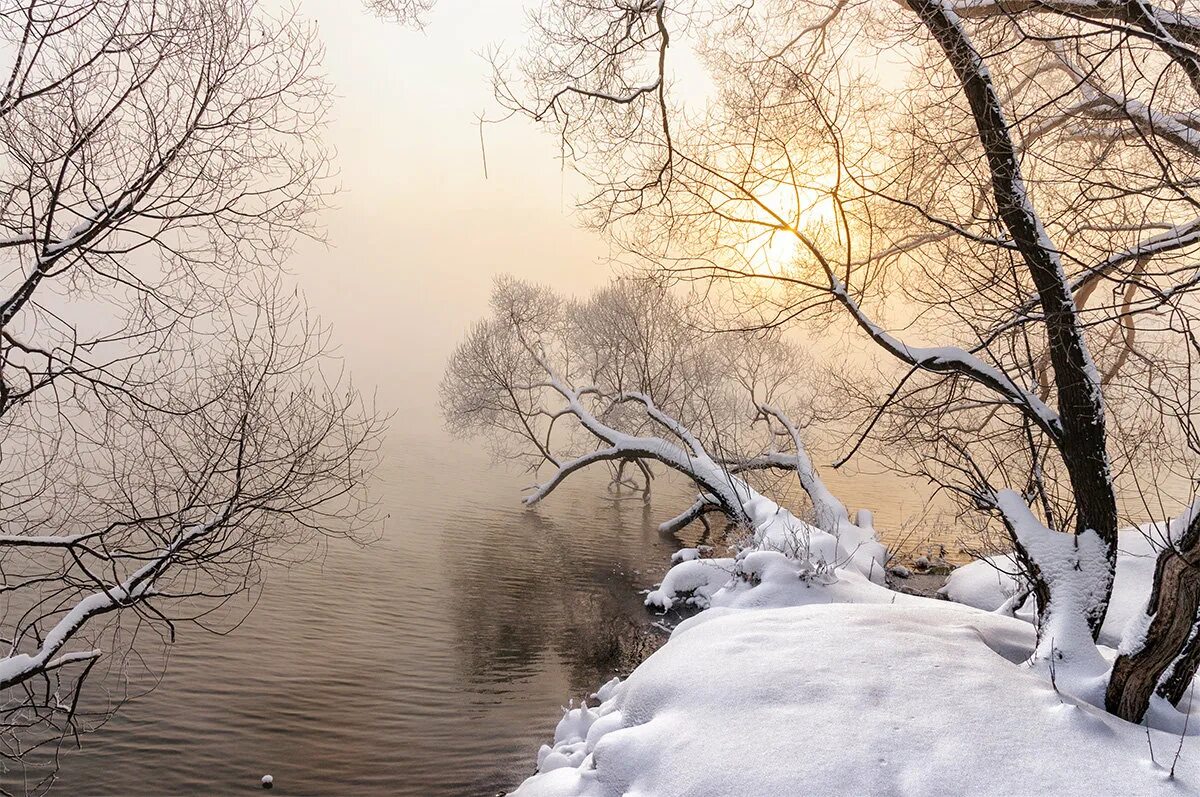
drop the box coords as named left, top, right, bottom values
left=289, top=1, right=611, bottom=428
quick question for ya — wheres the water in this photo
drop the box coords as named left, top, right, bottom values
left=45, top=432, right=705, bottom=796
left=35, top=430, right=1190, bottom=795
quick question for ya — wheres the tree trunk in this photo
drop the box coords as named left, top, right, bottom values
left=1106, top=511, right=1200, bottom=722
left=910, top=0, right=1120, bottom=634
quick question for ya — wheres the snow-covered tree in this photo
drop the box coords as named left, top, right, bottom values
left=493, top=0, right=1200, bottom=722
left=0, top=0, right=380, bottom=779
left=442, top=276, right=852, bottom=539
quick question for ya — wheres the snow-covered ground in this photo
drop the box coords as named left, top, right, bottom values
left=510, top=494, right=1200, bottom=796
left=515, top=603, right=1195, bottom=796
left=942, top=523, right=1167, bottom=649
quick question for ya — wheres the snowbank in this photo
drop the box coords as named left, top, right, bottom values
left=514, top=603, right=1198, bottom=796
left=511, top=490, right=1197, bottom=796
left=941, top=524, right=1166, bottom=648
left=645, top=489, right=889, bottom=612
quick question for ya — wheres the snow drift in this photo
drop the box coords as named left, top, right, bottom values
left=511, top=489, right=1200, bottom=796
left=514, top=603, right=1197, bottom=797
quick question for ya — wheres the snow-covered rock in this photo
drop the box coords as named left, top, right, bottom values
left=669, top=547, right=703, bottom=563
left=940, top=553, right=1023, bottom=612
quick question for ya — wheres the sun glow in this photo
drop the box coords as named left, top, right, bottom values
left=745, top=179, right=839, bottom=276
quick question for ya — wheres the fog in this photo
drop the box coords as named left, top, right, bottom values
left=288, top=1, right=611, bottom=429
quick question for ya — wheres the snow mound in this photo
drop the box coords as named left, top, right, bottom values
left=513, top=602, right=1198, bottom=797
left=646, top=490, right=888, bottom=612
left=941, top=523, right=1167, bottom=648
left=940, top=552, right=1023, bottom=612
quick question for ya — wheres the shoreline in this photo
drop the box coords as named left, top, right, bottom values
left=504, top=510, right=1199, bottom=796
left=505, top=532, right=956, bottom=795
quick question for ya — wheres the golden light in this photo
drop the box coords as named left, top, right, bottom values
left=745, top=179, right=838, bottom=275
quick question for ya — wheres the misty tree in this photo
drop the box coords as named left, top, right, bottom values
left=0, top=0, right=381, bottom=783
left=492, top=0, right=1200, bottom=722
left=364, top=0, right=434, bottom=27
left=442, top=276, right=863, bottom=546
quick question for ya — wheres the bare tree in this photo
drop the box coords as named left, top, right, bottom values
left=363, top=0, right=435, bottom=27
left=442, top=276, right=863, bottom=549
left=0, top=1, right=381, bottom=786
left=496, top=0, right=1200, bottom=722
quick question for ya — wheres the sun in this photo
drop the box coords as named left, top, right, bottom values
left=744, top=178, right=838, bottom=275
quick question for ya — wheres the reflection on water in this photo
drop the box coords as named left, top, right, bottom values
left=48, top=433, right=696, bottom=796
left=42, top=431, right=1190, bottom=795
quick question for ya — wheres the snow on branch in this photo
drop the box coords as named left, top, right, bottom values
left=828, top=277, right=1064, bottom=441
left=519, top=339, right=754, bottom=526
left=658, top=494, right=725, bottom=534
left=908, top=0, right=1119, bottom=570
left=444, top=278, right=867, bottom=537
left=615, top=391, right=706, bottom=458
left=0, top=507, right=231, bottom=691
left=982, top=215, right=1200, bottom=346
left=756, top=404, right=850, bottom=534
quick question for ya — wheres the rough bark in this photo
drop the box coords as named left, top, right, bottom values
left=1106, top=511, right=1200, bottom=721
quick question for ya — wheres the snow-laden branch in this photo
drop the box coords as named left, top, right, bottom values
left=0, top=530, right=106, bottom=548
left=658, top=494, right=724, bottom=533
left=616, top=391, right=706, bottom=458
left=909, top=0, right=1119, bottom=564
left=1049, top=45, right=1200, bottom=153
left=828, top=277, right=1064, bottom=441
left=756, top=404, right=850, bottom=534
left=547, top=78, right=662, bottom=109
left=519, top=340, right=754, bottom=527
left=0, top=506, right=232, bottom=691
left=523, top=445, right=638, bottom=505
left=983, top=215, right=1200, bottom=344
left=683, top=157, right=1065, bottom=442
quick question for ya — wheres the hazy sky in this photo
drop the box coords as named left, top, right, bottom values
left=289, top=1, right=611, bottom=428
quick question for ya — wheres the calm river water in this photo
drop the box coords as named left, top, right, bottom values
left=49, top=432, right=709, bottom=795
left=41, top=430, right=1180, bottom=795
